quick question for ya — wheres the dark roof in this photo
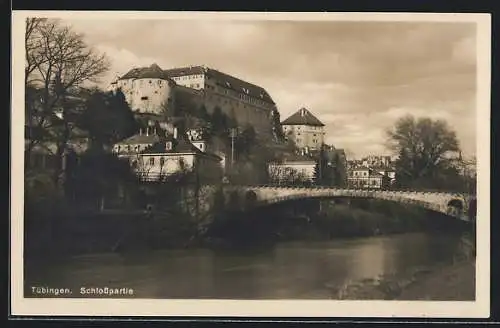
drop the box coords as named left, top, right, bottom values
left=163, top=66, right=275, bottom=105
left=281, top=152, right=316, bottom=163
left=281, top=108, right=325, bottom=127
left=140, top=137, right=222, bottom=161
left=174, top=137, right=204, bottom=153
left=117, top=134, right=161, bottom=145
left=119, top=64, right=174, bottom=81
left=119, top=64, right=275, bottom=105
left=351, top=166, right=370, bottom=171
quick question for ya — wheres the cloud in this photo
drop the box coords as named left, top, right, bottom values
left=59, top=17, right=477, bottom=158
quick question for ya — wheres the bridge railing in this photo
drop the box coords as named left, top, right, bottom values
left=223, top=183, right=469, bottom=195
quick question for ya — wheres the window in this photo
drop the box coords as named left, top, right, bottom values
left=297, top=133, right=301, bottom=136
left=141, top=96, right=148, bottom=100
left=149, top=157, right=155, bottom=165
left=313, top=134, right=317, bottom=137
left=160, top=157, right=165, bottom=166
left=149, top=80, right=152, bottom=84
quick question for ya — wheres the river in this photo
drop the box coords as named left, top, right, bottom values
left=25, top=231, right=473, bottom=300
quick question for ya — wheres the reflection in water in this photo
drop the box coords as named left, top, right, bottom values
left=25, top=232, right=467, bottom=299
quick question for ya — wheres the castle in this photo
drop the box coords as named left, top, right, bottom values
left=109, top=64, right=277, bottom=138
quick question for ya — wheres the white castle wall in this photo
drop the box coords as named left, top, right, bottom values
left=114, top=78, right=175, bottom=114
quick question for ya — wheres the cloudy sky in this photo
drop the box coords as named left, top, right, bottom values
left=60, top=17, right=477, bottom=158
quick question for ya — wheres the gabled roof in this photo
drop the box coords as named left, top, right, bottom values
left=139, top=136, right=222, bottom=161
left=351, top=166, right=371, bottom=171
left=281, top=108, right=325, bottom=127
left=163, top=66, right=275, bottom=105
left=119, top=64, right=175, bottom=81
left=117, top=134, right=161, bottom=145
left=280, top=152, right=316, bottom=163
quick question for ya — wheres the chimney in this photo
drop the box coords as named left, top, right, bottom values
left=145, top=127, right=149, bottom=136
left=139, top=128, right=142, bottom=136
left=173, top=127, right=178, bottom=139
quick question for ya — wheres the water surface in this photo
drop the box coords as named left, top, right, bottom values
left=25, top=232, right=468, bottom=299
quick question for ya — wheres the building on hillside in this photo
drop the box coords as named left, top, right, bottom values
left=347, top=154, right=396, bottom=188
left=113, top=127, right=223, bottom=183
left=110, top=64, right=277, bottom=138
left=347, top=166, right=391, bottom=189
left=361, top=155, right=393, bottom=168
left=268, top=152, right=316, bottom=185
left=372, top=166, right=396, bottom=186
left=281, top=107, right=325, bottom=150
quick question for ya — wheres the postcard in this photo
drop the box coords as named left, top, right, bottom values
left=11, top=11, right=491, bottom=318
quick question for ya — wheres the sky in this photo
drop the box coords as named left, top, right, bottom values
left=59, top=17, right=477, bottom=159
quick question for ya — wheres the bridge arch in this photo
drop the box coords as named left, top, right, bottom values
left=221, top=186, right=472, bottom=222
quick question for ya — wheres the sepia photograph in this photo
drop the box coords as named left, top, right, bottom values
left=10, top=11, right=490, bottom=318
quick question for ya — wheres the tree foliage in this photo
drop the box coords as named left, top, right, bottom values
left=312, top=144, right=337, bottom=186
left=386, top=115, right=462, bottom=190
left=79, top=89, right=138, bottom=149
left=270, top=107, right=285, bottom=141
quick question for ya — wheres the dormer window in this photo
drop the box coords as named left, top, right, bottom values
left=165, top=141, right=172, bottom=150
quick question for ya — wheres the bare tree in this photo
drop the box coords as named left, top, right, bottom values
left=268, top=164, right=310, bottom=186
left=24, top=18, right=110, bottom=187
left=25, top=18, right=48, bottom=87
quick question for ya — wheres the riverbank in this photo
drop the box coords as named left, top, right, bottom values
left=207, top=201, right=469, bottom=248
left=330, top=259, right=475, bottom=300
left=24, top=199, right=474, bottom=261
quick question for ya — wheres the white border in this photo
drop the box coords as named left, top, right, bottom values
left=10, top=11, right=491, bottom=318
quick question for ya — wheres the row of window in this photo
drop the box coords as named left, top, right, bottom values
left=132, top=156, right=186, bottom=167
left=350, top=171, right=369, bottom=177
left=115, top=144, right=151, bottom=152
left=209, top=85, right=268, bottom=107
left=172, top=74, right=203, bottom=81
left=121, top=79, right=168, bottom=87
left=348, top=179, right=381, bottom=186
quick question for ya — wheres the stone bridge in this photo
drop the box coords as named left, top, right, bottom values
left=220, top=185, right=475, bottom=222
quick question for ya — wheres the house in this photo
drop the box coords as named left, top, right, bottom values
left=281, top=107, right=325, bottom=150
left=347, top=166, right=390, bottom=189
left=268, top=152, right=316, bottom=185
left=113, top=127, right=223, bottom=183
